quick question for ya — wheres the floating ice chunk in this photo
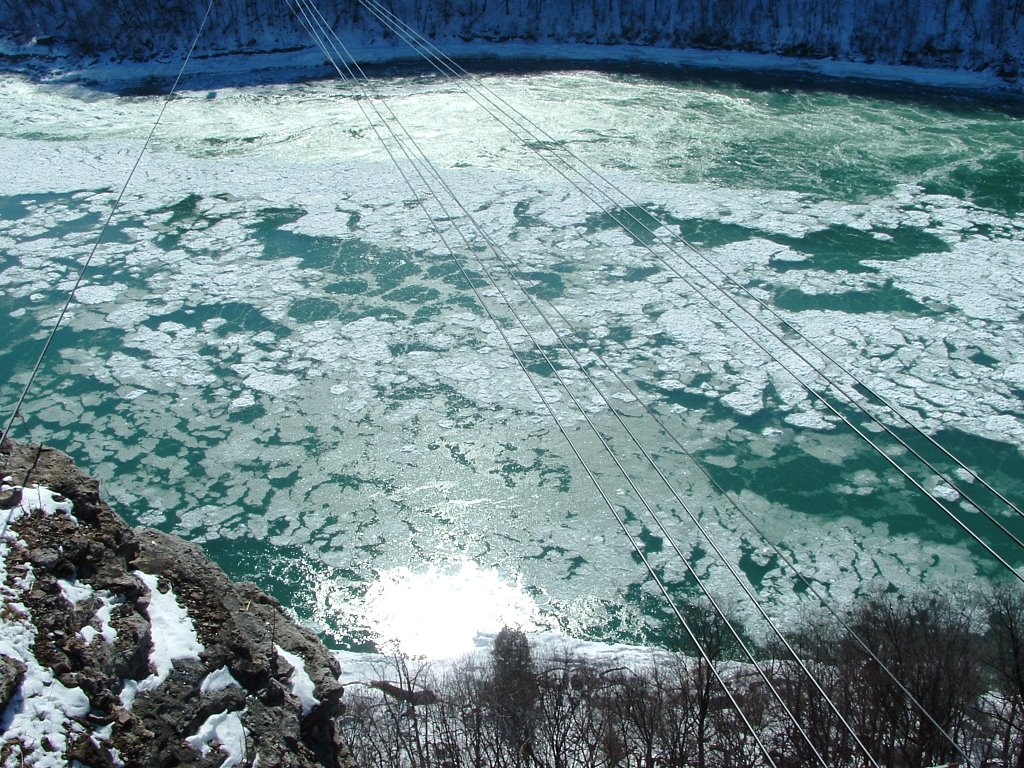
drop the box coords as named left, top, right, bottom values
left=229, top=392, right=256, bottom=410
left=930, top=483, right=960, bottom=503
left=1004, top=364, right=1024, bottom=388
left=274, top=645, right=319, bottom=716
left=703, top=454, right=737, bottom=469
left=285, top=207, right=362, bottom=237
left=658, top=307, right=721, bottom=346
left=105, top=300, right=153, bottom=327
left=785, top=410, right=835, bottom=431
left=186, top=709, right=248, bottom=768
left=73, top=283, right=127, bottom=305
left=983, top=414, right=1024, bottom=446
left=721, top=387, right=764, bottom=416
left=242, top=371, right=299, bottom=395
left=201, top=666, right=242, bottom=695
left=771, top=250, right=809, bottom=263
left=954, top=467, right=977, bottom=484
left=851, top=470, right=880, bottom=495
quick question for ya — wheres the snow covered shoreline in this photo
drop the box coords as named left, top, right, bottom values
left=2, top=0, right=1021, bottom=95
left=2, top=33, right=1023, bottom=102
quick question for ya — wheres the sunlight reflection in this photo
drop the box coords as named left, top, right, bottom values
left=364, top=560, right=544, bottom=659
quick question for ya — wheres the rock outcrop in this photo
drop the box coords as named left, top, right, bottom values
left=0, top=438, right=354, bottom=768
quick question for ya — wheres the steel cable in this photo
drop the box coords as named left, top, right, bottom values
left=287, top=1, right=784, bottom=762
left=342, top=0, right=1024, bottom=590
left=290, top=2, right=906, bottom=763
left=354, top=0, right=1024, bottom=531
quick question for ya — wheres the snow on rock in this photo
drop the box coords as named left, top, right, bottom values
left=275, top=645, right=320, bottom=716
left=201, top=665, right=243, bottom=695
left=0, top=438, right=350, bottom=768
left=0, top=0, right=1019, bottom=89
left=2, top=480, right=75, bottom=523
left=57, top=577, right=93, bottom=605
left=119, top=569, right=204, bottom=709
left=58, top=577, right=120, bottom=646
left=1, top=483, right=90, bottom=768
left=186, top=709, right=249, bottom=768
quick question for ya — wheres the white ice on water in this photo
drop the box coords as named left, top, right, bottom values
left=0, top=58, right=1021, bottom=649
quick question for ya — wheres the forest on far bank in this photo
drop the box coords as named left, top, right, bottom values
left=344, top=585, right=1024, bottom=768
left=0, top=0, right=1020, bottom=84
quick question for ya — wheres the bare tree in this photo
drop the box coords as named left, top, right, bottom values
left=984, top=585, right=1024, bottom=768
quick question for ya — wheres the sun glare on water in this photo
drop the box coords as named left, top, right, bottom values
left=363, top=560, right=545, bottom=659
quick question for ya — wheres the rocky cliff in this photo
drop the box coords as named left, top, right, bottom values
left=0, top=438, right=353, bottom=768
left=0, top=0, right=1021, bottom=85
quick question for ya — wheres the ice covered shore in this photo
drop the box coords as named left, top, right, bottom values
left=0, top=0, right=1021, bottom=92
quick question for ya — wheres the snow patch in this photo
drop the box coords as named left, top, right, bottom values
left=58, top=577, right=92, bottom=605
left=186, top=709, right=248, bottom=768
left=58, top=578, right=119, bottom=646
left=274, top=645, right=319, bottom=716
left=1, top=483, right=91, bottom=768
left=1, top=481, right=75, bottom=523
left=119, top=570, right=204, bottom=709
left=201, top=666, right=243, bottom=695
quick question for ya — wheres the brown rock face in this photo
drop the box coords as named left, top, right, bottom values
left=1, top=438, right=354, bottom=768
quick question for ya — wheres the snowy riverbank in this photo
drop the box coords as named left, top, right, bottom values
left=1, top=0, right=1021, bottom=93
left=3, top=34, right=1023, bottom=101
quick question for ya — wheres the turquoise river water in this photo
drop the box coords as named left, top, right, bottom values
left=1, top=60, right=1022, bottom=657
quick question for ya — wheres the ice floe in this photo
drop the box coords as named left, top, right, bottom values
left=0, top=64, right=1020, bottom=652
